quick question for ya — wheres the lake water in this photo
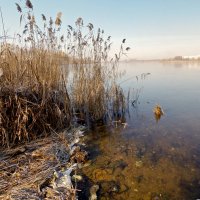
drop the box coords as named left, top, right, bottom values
left=81, top=61, right=200, bottom=200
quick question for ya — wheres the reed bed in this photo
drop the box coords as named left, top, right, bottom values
left=0, top=0, right=130, bottom=147
left=0, top=41, right=71, bottom=147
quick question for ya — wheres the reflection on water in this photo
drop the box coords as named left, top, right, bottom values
left=81, top=62, right=200, bottom=200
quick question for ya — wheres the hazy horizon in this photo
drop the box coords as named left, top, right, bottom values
left=1, top=0, right=200, bottom=60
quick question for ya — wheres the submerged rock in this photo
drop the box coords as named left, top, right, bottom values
left=119, top=183, right=129, bottom=194
left=135, top=146, right=146, bottom=158
left=135, top=175, right=144, bottom=184
left=89, top=185, right=99, bottom=200
left=92, top=168, right=113, bottom=181
left=82, top=160, right=92, bottom=168
left=107, top=159, right=128, bottom=171
left=135, top=160, right=143, bottom=168
left=99, top=181, right=130, bottom=198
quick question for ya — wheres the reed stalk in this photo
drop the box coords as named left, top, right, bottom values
left=0, top=0, right=130, bottom=147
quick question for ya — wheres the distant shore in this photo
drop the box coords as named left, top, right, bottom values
left=121, top=59, right=200, bottom=63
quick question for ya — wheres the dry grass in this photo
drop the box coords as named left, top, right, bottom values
left=0, top=130, right=78, bottom=200
left=0, top=42, right=71, bottom=147
left=0, top=0, right=130, bottom=147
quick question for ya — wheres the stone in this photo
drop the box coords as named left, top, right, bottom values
left=92, top=168, right=113, bottom=181
left=70, top=149, right=88, bottom=163
left=89, top=185, right=99, bottom=200
left=72, top=175, right=83, bottom=181
left=100, top=181, right=120, bottom=194
left=135, top=160, right=143, bottom=168
left=108, top=159, right=128, bottom=171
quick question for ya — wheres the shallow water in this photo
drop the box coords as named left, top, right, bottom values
left=82, top=61, right=200, bottom=200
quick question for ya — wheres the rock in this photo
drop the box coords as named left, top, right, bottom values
left=110, top=185, right=119, bottom=193
left=50, top=164, right=77, bottom=189
left=89, top=185, right=99, bottom=200
left=82, top=160, right=92, bottom=168
left=107, top=159, right=128, bottom=171
left=76, top=151, right=88, bottom=163
left=135, top=175, right=144, bottom=183
left=135, top=160, right=143, bottom=168
left=0, top=68, right=3, bottom=77
left=100, top=181, right=120, bottom=194
left=119, top=184, right=129, bottom=193
left=72, top=175, right=83, bottom=181
left=55, top=147, right=70, bottom=162
left=70, top=148, right=88, bottom=163
left=92, top=168, right=113, bottom=181
left=78, top=160, right=92, bottom=169
left=56, top=170, right=72, bottom=189
left=135, top=146, right=146, bottom=158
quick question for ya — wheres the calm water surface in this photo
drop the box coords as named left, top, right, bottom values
left=82, top=62, right=200, bottom=200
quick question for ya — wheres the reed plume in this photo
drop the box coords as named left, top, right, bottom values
left=26, top=0, right=33, bottom=9
left=55, top=12, right=62, bottom=26
left=0, top=1, right=128, bottom=147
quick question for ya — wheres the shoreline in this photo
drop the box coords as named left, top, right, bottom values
left=0, top=126, right=90, bottom=200
left=120, top=59, right=200, bottom=63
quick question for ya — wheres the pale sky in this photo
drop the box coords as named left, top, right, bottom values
left=1, top=0, right=200, bottom=59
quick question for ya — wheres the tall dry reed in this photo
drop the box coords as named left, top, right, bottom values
left=0, top=0, right=130, bottom=147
